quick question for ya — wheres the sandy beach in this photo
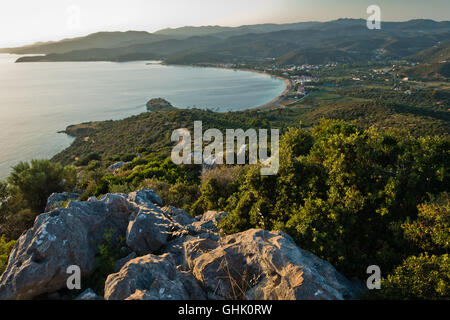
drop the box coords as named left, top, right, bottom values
left=170, top=63, right=293, bottom=112
left=221, top=66, right=292, bottom=110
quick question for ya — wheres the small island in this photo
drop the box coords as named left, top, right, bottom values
left=146, top=98, right=176, bottom=112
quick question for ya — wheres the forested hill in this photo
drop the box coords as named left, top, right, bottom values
left=5, top=19, right=450, bottom=65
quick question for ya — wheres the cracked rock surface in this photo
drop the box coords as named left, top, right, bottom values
left=0, top=189, right=362, bottom=300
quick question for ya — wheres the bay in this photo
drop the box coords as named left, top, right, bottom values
left=0, top=54, right=285, bottom=179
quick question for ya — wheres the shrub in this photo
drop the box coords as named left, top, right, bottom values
left=83, top=229, right=130, bottom=296
left=364, top=254, right=449, bottom=300
left=139, top=179, right=200, bottom=211
left=0, top=235, right=16, bottom=275
left=403, top=193, right=449, bottom=254
left=8, top=160, right=77, bottom=213
left=219, top=120, right=449, bottom=279
left=191, top=166, right=249, bottom=216
left=74, top=152, right=101, bottom=166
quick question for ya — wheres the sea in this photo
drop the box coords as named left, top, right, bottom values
left=0, top=54, right=285, bottom=179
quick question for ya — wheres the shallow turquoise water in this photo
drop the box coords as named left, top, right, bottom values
left=0, top=54, right=285, bottom=179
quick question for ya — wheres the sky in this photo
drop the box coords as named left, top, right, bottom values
left=0, top=0, right=449, bottom=47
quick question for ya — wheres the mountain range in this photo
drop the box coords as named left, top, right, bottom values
left=2, top=19, right=450, bottom=65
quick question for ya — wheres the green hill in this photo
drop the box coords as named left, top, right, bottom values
left=8, top=19, right=450, bottom=65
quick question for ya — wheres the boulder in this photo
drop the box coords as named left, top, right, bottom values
left=0, top=194, right=134, bottom=300
left=128, top=189, right=163, bottom=207
left=75, top=288, right=104, bottom=300
left=162, top=206, right=195, bottom=226
left=114, top=252, right=137, bottom=273
left=44, top=192, right=80, bottom=212
left=104, top=253, right=206, bottom=300
left=0, top=188, right=363, bottom=301
left=107, top=161, right=128, bottom=173
left=188, top=210, right=227, bottom=234
left=126, top=207, right=172, bottom=255
left=184, top=229, right=359, bottom=300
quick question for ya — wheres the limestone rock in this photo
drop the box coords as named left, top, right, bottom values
left=76, top=288, right=104, bottom=300
left=104, top=253, right=206, bottom=300
left=162, top=206, right=195, bottom=226
left=128, top=189, right=163, bottom=207
left=45, top=192, right=80, bottom=212
left=0, top=188, right=362, bottom=301
left=114, top=252, right=137, bottom=273
left=0, top=194, right=134, bottom=300
left=184, top=229, right=359, bottom=300
left=126, top=207, right=171, bottom=255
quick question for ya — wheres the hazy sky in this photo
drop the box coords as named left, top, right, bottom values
left=1, top=0, right=449, bottom=47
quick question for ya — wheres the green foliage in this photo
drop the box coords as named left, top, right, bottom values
left=84, top=228, right=130, bottom=296
left=218, top=120, right=449, bottom=279
left=191, top=166, right=249, bottom=216
left=139, top=179, right=200, bottom=211
left=108, top=158, right=193, bottom=186
left=7, top=160, right=77, bottom=213
left=0, top=160, right=77, bottom=240
left=0, top=235, right=16, bottom=275
left=403, top=193, right=449, bottom=254
left=74, top=152, right=101, bottom=166
left=364, top=254, right=449, bottom=300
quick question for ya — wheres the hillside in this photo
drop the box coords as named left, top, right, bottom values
left=401, top=62, right=450, bottom=80
left=409, top=40, right=450, bottom=63
left=9, top=19, right=450, bottom=65
left=3, top=31, right=173, bottom=55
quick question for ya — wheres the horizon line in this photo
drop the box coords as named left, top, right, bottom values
left=2, top=17, right=449, bottom=49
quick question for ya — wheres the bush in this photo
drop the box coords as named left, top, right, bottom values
left=74, top=152, right=101, bottom=166
left=219, top=120, right=449, bottom=279
left=0, top=235, right=16, bottom=275
left=364, top=254, right=449, bottom=300
left=82, top=229, right=130, bottom=296
left=403, top=193, right=449, bottom=254
left=191, top=166, right=249, bottom=216
left=139, top=179, right=200, bottom=211
left=8, top=160, right=77, bottom=213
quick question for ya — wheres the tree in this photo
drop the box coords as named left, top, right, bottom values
left=7, top=160, right=77, bottom=213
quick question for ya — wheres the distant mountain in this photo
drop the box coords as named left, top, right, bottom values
left=154, top=21, right=322, bottom=39
left=409, top=40, right=450, bottom=63
left=6, top=19, right=450, bottom=65
left=2, top=31, right=173, bottom=54
left=154, top=25, right=233, bottom=38
left=401, top=62, right=450, bottom=79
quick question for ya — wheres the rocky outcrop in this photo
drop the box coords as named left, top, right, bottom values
left=104, top=253, right=206, bottom=300
left=76, top=288, right=104, bottom=300
left=0, top=194, right=134, bottom=300
left=184, top=229, right=357, bottom=300
left=107, top=161, right=129, bottom=173
left=0, top=189, right=362, bottom=300
left=126, top=206, right=172, bottom=255
left=146, top=98, right=175, bottom=112
left=45, top=192, right=80, bottom=212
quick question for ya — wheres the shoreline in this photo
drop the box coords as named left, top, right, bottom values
left=167, top=62, right=292, bottom=111
left=228, top=67, right=292, bottom=111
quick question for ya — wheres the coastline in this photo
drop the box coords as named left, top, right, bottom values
left=168, top=62, right=292, bottom=111
left=228, top=67, right=292, bottom=110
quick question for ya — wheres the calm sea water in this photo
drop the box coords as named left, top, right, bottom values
left=0, top=54, right=285, bottom=179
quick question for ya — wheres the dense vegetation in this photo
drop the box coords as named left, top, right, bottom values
left=0, top=114, right=448, bottom=299
left=0, top=160, right=77, bottom=241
